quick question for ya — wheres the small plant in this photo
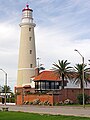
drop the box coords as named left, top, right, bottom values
left=43, top=100, right=49, bottom=105
left=33, top=99, right=40, bottom=105
left=59, top=101, right=63, bottom=105
left=54, top=101, right=64, bottom=106
left=54, top=102, right=60, bottom=106
left=77, top=94, right=90, bottom=105
left=24, top=91, right=32, bottom=95
left=39, top=101, right=44, bottom=105
left=64, top=99, right=73, bottom=105
left=15, top=92, right=21, bottom=95
left=29, top=101, right=33, bottom=105
left=24, top=101, right=29, bottom=105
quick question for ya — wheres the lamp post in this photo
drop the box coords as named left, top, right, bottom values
left=0, top=69, right=7, bottom=105
left=74, top=49, right=85, bottom=108
left=37, top=57, right=41, bottom=67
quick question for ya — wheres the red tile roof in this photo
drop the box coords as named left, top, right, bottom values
left=34, top=71, right=61, bottom=81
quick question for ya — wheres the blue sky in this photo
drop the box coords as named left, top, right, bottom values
left=0, top=0, right=90, bottom=91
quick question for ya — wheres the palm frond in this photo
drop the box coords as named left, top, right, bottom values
left=52, top=59, right=72, bottom=89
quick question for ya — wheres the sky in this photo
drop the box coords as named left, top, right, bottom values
left=0, top=0, right=90, bottom=91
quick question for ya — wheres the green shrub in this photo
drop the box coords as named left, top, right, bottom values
left=77, top=94, right=90, bottom=105
left=11, top=98, right=15, bottom=103
left=6, top=98, right=9, bottom=103
left=6, top=97, right=15, bottom=103
left=54, top=102, right=61, bottom=106
left=29, top=101, right=33, bottom=105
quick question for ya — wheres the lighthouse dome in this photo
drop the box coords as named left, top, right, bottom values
left=22, top=4, right=33, bottom=12
left=20, top=4, right=35, bottom=25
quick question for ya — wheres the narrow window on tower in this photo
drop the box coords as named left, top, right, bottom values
left=29, top=28, right=31, bottom=31
left=30, top=64, right=33, bottom=68
left=30, top=78, right=32, bottom=83
left=29, top=37, right=32, bottom=41
left=30, top=50, right=32, bottom=54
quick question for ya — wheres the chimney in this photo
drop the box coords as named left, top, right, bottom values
left=35, top=67, right=39, bottom=77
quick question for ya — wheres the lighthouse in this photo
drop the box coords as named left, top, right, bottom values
left=17, top=4, right=36, bottom=87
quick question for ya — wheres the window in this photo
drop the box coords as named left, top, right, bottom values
left=55, top=82, right=59, bottom=89
left=29, top=37, right=32, bottom=41
left=35, top=82, right=40, bottom=90
left=30, top=64, right=33, bottom=68
left=30, top=50, right=32, bottom=54
left=41, top=82, right=45, bottom=90
left=46, top=82, right=49, bottom=89
left=35, top=82, right=38, bottom=89
left=30, top=79, right=32, bottom=83
left=51, top=82, right=54, bottom=89
left=29, top=28, right=31, bottom=31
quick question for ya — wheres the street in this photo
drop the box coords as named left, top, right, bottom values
left=0, top=105, right=90, bottom=117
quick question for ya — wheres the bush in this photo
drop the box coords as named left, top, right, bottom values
left=6, top=98, right=9, bottom=103
left=54, top=102, right=60, bottom=106
left=77, top=94, right=90, bottom=105
left=33, top=99, right=40, bottom=105
left=11, top=98, right=15, bottom=103
left=43, top=100, right=50, bottom=105
left=29, top=101, right=33, bottom=105
left=64, top=99, right=73, bottom=105
left=6, top=97, right=15, bottom=103
left=54, top=101, right=64, bottom=106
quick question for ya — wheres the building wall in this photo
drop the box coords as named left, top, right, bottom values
left=15, top=88, right=90, bottom=105
left=24, top=94, right=53, bottom=104
left=16, top=94, right=53, bottom=105
left=16, top=95, right=23, bottom=105
left=17, top=24, right=36, bottom=87
left=59, top=88, right=90, bottom=103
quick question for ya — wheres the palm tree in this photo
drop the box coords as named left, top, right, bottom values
left=53, top=60, right=72, bottom=89
left=73, top=64, right=90, bottom=89
left=2, top=85, right=12, bottom=93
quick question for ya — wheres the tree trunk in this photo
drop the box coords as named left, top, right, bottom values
left=80, top=78, right=83, bottom=89
left=62, top=74, right=64, bottom=89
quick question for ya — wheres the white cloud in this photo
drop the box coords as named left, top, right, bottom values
left=0, top=0, right=90, bottom=91
left=0, top=21, right=19, bottom=91
left=35, top=24, right=90, bottom=69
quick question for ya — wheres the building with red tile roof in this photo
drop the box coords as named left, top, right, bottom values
left=34, top=70, right=67, bottom=92
left=34, top=71, right=61, bottom=81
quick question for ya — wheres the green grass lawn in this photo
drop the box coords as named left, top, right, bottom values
left=0, top=112, right=90, bottom=120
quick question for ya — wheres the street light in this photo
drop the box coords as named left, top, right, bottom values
left=37, top=57, right=41, bottom=67
left=0, top=69, right=7, bottom=105
left=74, top=49, right=85, bottom=108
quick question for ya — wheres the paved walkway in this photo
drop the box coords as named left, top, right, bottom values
left=0, top=105, right=90, bottom=117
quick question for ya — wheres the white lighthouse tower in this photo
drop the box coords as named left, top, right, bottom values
left=17, top=4, right=36, bottom=87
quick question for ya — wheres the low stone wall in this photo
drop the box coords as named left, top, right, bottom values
left=59, top=88, right=90, bottom=103
left=16, top=88, right=90, bottom=105
left=16, top=95, right=23, bottom=105
left=16, top=94, right=53, bottom=105
left=24, top=94, right=53, bottom=103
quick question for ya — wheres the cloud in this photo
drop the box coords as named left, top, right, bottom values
left=35, top=24, right=90, bottom=69
left=0, top=21, right=19, bottom=91
left=0, top=0, right=90, bottom=91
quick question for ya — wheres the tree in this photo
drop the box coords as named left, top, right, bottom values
left=77, top=93, right=90, bottom=104
left=2, top=85, right=12, bottom=93
left=73, top=64, right=90, bottom=89
left=53, top=60, right=72, bottom=89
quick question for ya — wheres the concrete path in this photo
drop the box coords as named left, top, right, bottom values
left=0, top=105, right=90, bottom=118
